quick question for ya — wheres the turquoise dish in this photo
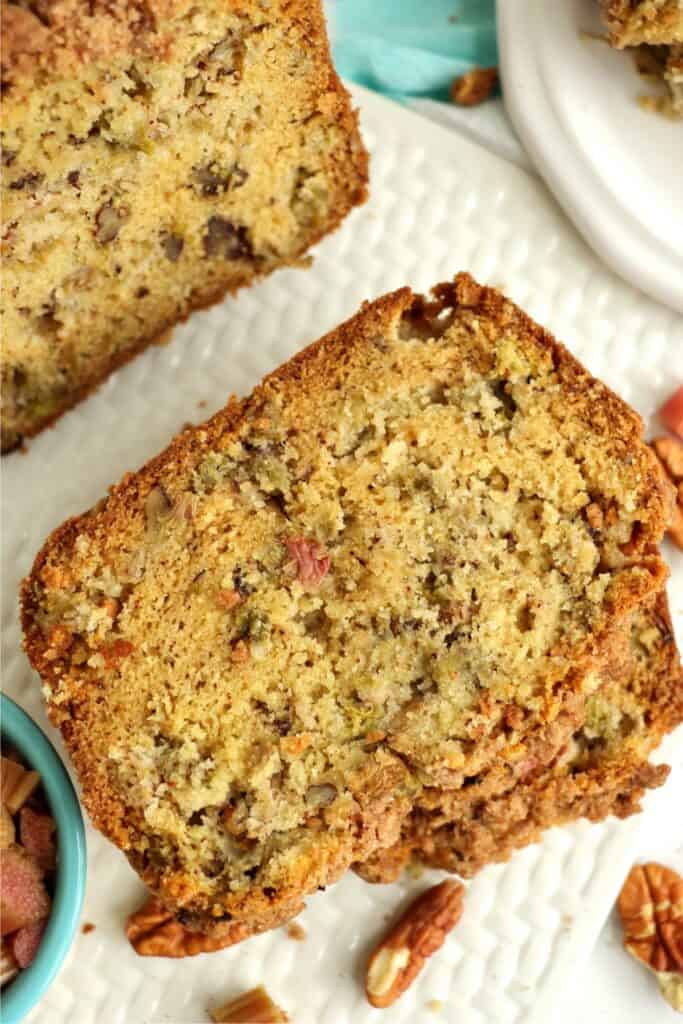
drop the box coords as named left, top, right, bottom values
left=1, top=695, right=86, bottom=1024
left=326, top=0, right=498, bottom=103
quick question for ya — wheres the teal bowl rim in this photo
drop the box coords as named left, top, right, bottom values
left=1, top=694, right=86, bottom=1024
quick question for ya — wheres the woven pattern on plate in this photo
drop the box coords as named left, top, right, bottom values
left=2, top=85, right=681, bottom=1024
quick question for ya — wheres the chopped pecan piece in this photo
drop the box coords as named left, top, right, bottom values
left=126, top=896, right=252, bottom=957
left=584, top=501, right=604, bottom=531
left=203, top=217, right=252, bottom=260
left=230, top=639, right=250, bottom=663
left=284, top=537, right=330, bottom=587
left=365, top=880, right=464, bottom=1008
left=95, top=201, right=130, bottom=244
left=211, top=984, right=289, bottom=1022
left=145, top=484, right=171, bottom=525
left=450, top=66, right=498, bottom=106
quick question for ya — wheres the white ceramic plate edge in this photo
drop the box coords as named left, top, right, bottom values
left=498, top=0, right=683, bottom=315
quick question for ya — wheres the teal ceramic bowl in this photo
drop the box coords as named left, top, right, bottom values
left=1, top=695, right=86, bottom=1024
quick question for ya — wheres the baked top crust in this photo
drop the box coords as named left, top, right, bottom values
left=2, top=0, right=323, bottom=89
left=21, top=273, right=671, bottom=930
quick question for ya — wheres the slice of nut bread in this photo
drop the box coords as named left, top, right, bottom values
left=1, top=0, right=367, bottom=452
left=21, top=273, right=671, bottom=934
left=356, top=590, right=682, bottom=883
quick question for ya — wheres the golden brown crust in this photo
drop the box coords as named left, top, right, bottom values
left=2, top=0, right=330, bottom=89
left=21, top=273, right=672, bottom=935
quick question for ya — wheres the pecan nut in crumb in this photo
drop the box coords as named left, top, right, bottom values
left=126, top=896, right=252, bottom=957
left=285, top=921, right=306, bottom=941
left=365, top=879, right=464, bottom=1008
left=618, top=862, right=683, bottom=974
left=450, top=66, right=498, bottom=106
left=211, top=984, right=289, bottom=1022
left=1, top=757, right=41, bottom=815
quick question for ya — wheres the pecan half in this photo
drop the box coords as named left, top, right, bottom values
left=211, top=984, right=289, bottom=1022
left=618, top=862, right=683, bottom=974
left=450, top=66, right=498, bottom=106
left=1, top=758, right=41, bottom=815
left=365, top=880, right=464, bottom=1008
left=126, top=896, right=252, bottom=957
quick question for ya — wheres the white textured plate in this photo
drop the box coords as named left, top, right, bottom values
left=498, top=0, right=683, bottom=315
left=3, top=84, right=682, bottom=1024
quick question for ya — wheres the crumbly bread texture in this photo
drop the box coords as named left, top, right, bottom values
left=356, top=591, right=682, bottom=883
left=22, top=273, right=671, bottom=934
left=601, top=1, right=683, bottom=47
left=1, top=0, right=367, bottom=452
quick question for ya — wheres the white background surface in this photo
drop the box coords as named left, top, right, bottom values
left=2, top=84, right=682, bottom=1023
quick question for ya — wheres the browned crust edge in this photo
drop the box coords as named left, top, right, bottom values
left=20, top=272, right=672, bottom=929
left=356, top=590, right=683, bottom=884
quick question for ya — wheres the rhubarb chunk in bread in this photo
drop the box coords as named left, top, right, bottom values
left=22, top=274, right=671, bottom=935
left=1, top=0, right=367, bottom=451
left=357, top=591, right=682, bottom=883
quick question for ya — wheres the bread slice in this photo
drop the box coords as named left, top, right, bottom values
left=356, top=591, right=682, bottom=883
left=1, top=0, right=367, bottom=452
left=601, top=1, right=683, bottom=47
left=21, top=273, right=671, bottom=934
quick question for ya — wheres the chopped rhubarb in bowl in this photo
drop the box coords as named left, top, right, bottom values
left=1, top=695, right=86, bottom=1023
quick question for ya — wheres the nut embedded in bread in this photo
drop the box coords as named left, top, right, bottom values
left=21, top=273, right=671, bottom=936
left=1, top=0, right=368, bottom=452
